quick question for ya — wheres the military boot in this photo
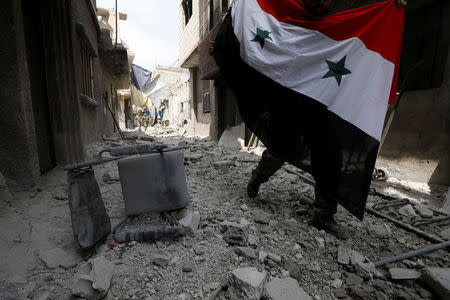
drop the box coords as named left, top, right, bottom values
left=246, top=172, right=261, bottom=198
left=311, top=214, right=349, bottom=240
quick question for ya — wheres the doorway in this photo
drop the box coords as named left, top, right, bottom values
left=22, top=0, right=56, bottom=174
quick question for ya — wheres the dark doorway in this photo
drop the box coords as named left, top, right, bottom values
left=22, top=0, right=56, bottom=174
left=124, top=98, right=131, bottom=126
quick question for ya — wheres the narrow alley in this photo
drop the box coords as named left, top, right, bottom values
left=0, top=0, right=449, bottom=300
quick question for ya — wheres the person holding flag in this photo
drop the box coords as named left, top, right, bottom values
left=212, top=0, right=406, bottom=239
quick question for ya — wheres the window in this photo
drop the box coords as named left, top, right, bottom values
left=203, top=91, right=210, bottom=113
left=209, top=0, right=214, bottom=30
left=221, top=0, right=228, bottom=13
left=183, top=0, right=193, bottom=25
left=80, top=38, right=95, bottom=98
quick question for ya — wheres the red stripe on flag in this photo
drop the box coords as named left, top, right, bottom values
left=256, top=0, right=404, bottom=103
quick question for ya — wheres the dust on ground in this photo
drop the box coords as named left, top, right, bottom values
left=0, top=126, right=449, bottom=300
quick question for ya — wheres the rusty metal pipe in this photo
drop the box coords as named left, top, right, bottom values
left=374, top=240, right=450, bottom=267
left=366, top=207, right=444, bottom=244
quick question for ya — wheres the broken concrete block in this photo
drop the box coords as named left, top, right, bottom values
left=267, top=252, right=282, bottom=264
left=220, top=220, right=247, bottom=246
left=259, top=250, right=268, bottom=262
left=440, top=227, right=450, bottom=240
left=253, top=210, right=270, bottom=224
left=398, top=204, right=419, bottom=219
left=331, top=278, right=343, bottom=288
left=415, top=205, right=434, bottom=218
left=151, top=254, right=171, bottom=267
left=72, top=256, right=113, bottom=300
left=229, top=267, right=266, bottom=300
left=423, top=268, right=450, bottom=300
left=179, top=210, right=200, bottom=236
left=264, top=277, right=312, bottom=300
left=39, top=247, right=81, bottom=269
left=212, top=160, right=234, bottom=174
left=235, top=247, right=257, bottom=259
left=367, top=223, right=391, bottom=239
left=345, top=273, right=363, bottom=286
left=337, top=246, right=351, bottom=265
left=90, top=256, right=114, bottom=293
left=389, top=268, right=421, bottom=280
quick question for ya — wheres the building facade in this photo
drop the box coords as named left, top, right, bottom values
left=179, top=0, right=242, bottom=139
left=0, top=0, right=131, bottom=187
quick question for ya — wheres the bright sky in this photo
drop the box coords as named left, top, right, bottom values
left=97, top=0, right=179, bottom=71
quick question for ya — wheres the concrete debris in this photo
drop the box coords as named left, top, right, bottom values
left=151, top=254, right=171, bottom=267
left=267, top=252, right=282, bottom=264
left=212, top=160, right=234, bottom=174
left=178, top=210, right=200, bottom=236
left=315, top=237, right=325, bottom=247
left=389, top=268, right=421, bottom=280
left=234, top=246, right=257, bottom=259
left=440, top=227, right=450, bottom=240
left=264, top=277, right=312, bottom=300
left=39, top=247, right=81, bottom=269
left=398, top=204, right=419, bottom=219
left=282, top=218, right=305, bottom=233
left=2, top=133, right=448, bottom=300
left=367, top=222, right=391, bottom=239
left=331, top=278, right=343, bottom=288
left=229, top=267, right=266, bottom=300
left=414, top=204, right=434, bottom=218
left=220, top=220, right=248, bottom=246
left=337, top=246, right=351, bottom=265
left=259, top=250, right=268, bottom=263
left=182, top=262, right=194, bottom=272
left=423, top=268, right=450, bottom=300
left=184, top=153, right=204, bottom=163
left=337, top=247, right=380, bottom=278
left=102, top=172, right=119, bottom=183
left=193, top=245, right=205, bottom=256
left=248, top=234, right=259, bottom=247
left=253, top=210, right=271, bottom=224
left=345, top=273, right=363, bottom=286
left=71, top=256, right=113, bottom=299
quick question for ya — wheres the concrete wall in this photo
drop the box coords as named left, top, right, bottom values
left=179, top=0, right=200, bottom=67
left=71, top=0, right=109, bottom=145
left=0, top=0, right=41, bottom=187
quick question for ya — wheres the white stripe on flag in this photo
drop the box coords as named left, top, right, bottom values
left=231, top=0, right=394, bottom=141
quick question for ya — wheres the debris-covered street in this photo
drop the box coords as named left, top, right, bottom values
left=1, top=0, right=449, bottom=299
left=1, top=127, right=449, bottom=300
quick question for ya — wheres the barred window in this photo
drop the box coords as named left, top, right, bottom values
left=183, top=0, right=193, bottom=25
left=80, top=38, right=94, bottom=98
left=203, top=91, right=210, bottom=113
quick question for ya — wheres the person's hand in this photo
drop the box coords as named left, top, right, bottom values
left=396, top=0, right=407, bottom=9
left=208, top=40, right=215, bottom=56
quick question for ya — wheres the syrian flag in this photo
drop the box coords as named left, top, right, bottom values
left=213, top=0, right=404, bottom=219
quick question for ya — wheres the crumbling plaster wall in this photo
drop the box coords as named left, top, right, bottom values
left=0, top=0, right=40, bottom=187
left=179, top=0, right=200, bottom=67
left=71, top=0, right=108, bottom=145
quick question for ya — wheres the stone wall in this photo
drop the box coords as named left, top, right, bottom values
left=0, top=0, right=40, bottom=187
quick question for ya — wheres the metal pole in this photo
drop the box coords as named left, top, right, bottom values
left=366, top=207, right=444, bottom=244
left=115, top=0, right=118, bottom=47
left=374, top=240, right=450, bottom=267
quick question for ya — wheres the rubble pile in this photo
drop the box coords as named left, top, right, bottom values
left=0, top=130, right=449, bottom=300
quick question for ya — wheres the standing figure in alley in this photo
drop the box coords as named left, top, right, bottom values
left=212, top=0, right=407, bottom=240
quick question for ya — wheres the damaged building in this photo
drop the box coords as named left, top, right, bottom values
left=0, top=0, right=132, bottom=187
left=179, top=0, right=449, bottom=184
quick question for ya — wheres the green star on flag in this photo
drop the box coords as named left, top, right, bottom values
left=322, top=56, right=351, bottom=86
left=251, top=27, right=272, bottom=49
